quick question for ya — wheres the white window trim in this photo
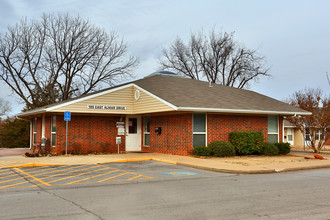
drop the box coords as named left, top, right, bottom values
left=51, top=116, right=56, bottom=147
left=33, top=118, right=37, bottom=146
left=268, top=115, right=279, bottom=142
left=29, top=121, right=32, bottom=149
left=143, top=116, right=150, bottom=146
left=193, top=113, right=207, bottom=146
left=315, top=129, right=322, bottom=141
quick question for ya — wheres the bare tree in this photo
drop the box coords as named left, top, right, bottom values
left=0, top=13, right=138, bottom=109
left=327, top=72, right=330, bottom=86
left=286, top=88, right=329, bottom=153
left=160, top=30, right=269, bottom=88
left=0, top=98, right=11, bottom=116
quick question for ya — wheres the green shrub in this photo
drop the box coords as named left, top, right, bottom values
left=208, top=141, right=236, bottom=157
left=193, top=146, right=211, bottom=156
left=260, top=142, right=279, bottom=156
left=229, top=131, right=265, bottom=155
left=0, top=118, right=29, bottom=148
left=274, top=142, right=291, bottom=155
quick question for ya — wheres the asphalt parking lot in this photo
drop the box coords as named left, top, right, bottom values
left=0, top=161, right=232, bottom=190
left=1, top=161, right=330, bottom=220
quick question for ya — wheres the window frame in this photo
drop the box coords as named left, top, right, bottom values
left=268, top=115, right=279, bottom=143
left=143, top=116, right=150, bottom=146
left=33, top=118, right=37, bottom=146
left=193, top=113, right=207, bottom=147
left=51, top=115, right=56, bottom=147
left=315, top=129, right=322, bottom=141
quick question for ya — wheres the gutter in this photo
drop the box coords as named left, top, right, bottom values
left=176, top=107, right=312, bottom=116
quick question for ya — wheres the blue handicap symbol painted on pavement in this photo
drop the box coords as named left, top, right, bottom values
left=162, top=171, right=200, bottom=177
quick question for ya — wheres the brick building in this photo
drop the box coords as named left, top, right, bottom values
left=17, top=71, right=310, bottom=155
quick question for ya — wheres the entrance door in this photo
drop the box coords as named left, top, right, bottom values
left=125, top=116, right=141, bottom=151
left=287, top=128, right=294, bottom=145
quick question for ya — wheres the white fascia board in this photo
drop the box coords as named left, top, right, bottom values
left=16, top=108, right=46, bottom=117
left=46, top=83, right=135, bottom=112
left=177, top=107, right=312, bottom=116
left=133, top=84, right=178, bottom=110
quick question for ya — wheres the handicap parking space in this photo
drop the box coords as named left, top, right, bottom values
left=0, top=161, right=234, bottom=190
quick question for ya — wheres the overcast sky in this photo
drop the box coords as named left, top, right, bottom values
left=0, top=0, right=329, bottom=116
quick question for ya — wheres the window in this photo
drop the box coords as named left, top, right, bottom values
left=268, top=115, right=278, bottom=143
left=305, top=128, right=311, bottom=141
left=193, top=113, right=206, bottom=147
left=128, top=118, right=137, bottom=134
left=315, top=129, right=322, bottom=141
left=51, top=116, right=56, bottom=146
left=33, top=118, right=37, bottom=145
left=144, top=116, right=150, bottom=146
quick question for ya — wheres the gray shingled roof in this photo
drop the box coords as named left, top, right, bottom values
left=134, top=75, right=310, bottom=114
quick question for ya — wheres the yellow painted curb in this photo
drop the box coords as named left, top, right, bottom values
left=102, top=158, right=153, bottom=163
left=1, top=163, right=59, bottom=169
left=152, top=158, right=177, bottom=165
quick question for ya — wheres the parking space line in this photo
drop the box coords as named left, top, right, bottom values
left=0, top=175, right=25, bottom=184
left=65, top=169, right=121, bottom=185
left=98, top=172, right=129, bottom=182
left=38, top=165, right=102, bottom=180
left=45, top=166, right=111, bottom=184
left=30, top=164, right=89, bottom=176
left=0, top=180, right=33, bottom=189
left=14, top=168, right=51, bottom=186
left=0, top=171, right=13, bottom=176
left=0, top=173, right=21, bottom=180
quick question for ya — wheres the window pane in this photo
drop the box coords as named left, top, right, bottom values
left=315, top=134, right=320, bottom=140
left=144, top=116, right=150, bottom=132
left=129, top=118, right=137, bottom=134
left=144, top=134, right=150, bottom=146
left=288, top=135, right=293, bottom=141
left=52, top=116, right=56, bottom=132
left=33, top=133, right=37, bottom=145
left=193, top=113, right=206, bottom=132
left=268, top=116, right=278, bottom=133
left=33, top=118, right=37, bottom=131
left=305, top=134, right=310, bottom=141
left=268, top=134, right=278, bottom=143
left=51, top=134, right=56, bottom=146
left=193, top=134, right=206, bottom=147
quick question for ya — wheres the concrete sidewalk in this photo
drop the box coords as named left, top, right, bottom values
left=1, top=151, right=330, bottom=174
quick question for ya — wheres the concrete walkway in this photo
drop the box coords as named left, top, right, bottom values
left=1, top=150, right=330, bottom=174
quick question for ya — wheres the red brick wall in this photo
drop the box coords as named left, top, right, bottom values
left=142, top=114, right=193, bottom=155
left=207, top=114, right=268, bottom=144
left=55, top=115, right=125, bottom=155
left=279, top=116, right=283, bottom=142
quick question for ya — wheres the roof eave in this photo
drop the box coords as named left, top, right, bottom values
left=177, top=107, right=312, bottom=115
left=15, top=108, right=47, bottom=117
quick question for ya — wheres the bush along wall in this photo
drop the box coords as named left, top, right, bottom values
left=261, top=142, right=279, bottom=156
left=208, top=141, right=236, bottom=157
left=193, top=146, right=211, bottom=156
left=229, top=131, right=265, bottom=155
left=274, top=142, right=291, bottom=155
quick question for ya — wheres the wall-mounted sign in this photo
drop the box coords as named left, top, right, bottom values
left=116, top=122, right=125, bottom=127
left=87, top=105, right=126, bottom=110
left=116, top=122, right=125, bottom=135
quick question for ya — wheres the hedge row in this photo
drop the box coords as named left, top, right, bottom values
left=193, top=131, right=291, bottom=157
left=193, top=141, right=235, bottom=157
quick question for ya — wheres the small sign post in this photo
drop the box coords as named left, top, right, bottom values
left=116, top=137, right=121, bottom=154
left=64, top=111, right=71, bottom=155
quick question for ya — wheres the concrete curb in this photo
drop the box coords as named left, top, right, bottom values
left=1, top=163, right=60, bottom=169
left=1, top=157, right=330, bottom=174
